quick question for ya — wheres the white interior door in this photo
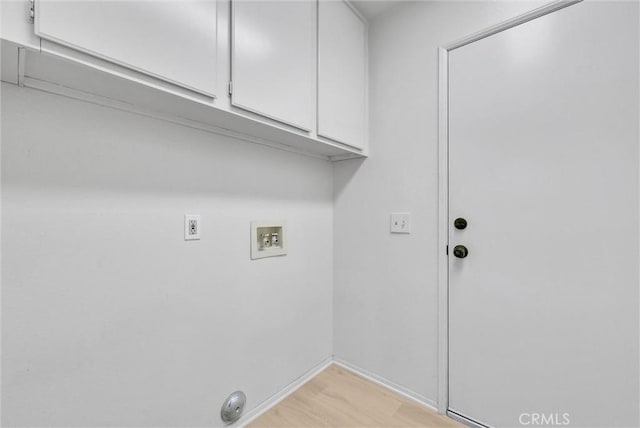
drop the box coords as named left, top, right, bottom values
left=448, top=2, right=639, bottom=427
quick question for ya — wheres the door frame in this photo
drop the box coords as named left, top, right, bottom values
left=436, top=0, right=582, bottom=416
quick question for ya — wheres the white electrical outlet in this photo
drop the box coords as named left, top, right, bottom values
left=184, top=214, right=201, bottom=240
left=390, top=212, right=411, bottom=234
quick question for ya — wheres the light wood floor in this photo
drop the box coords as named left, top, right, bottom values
left=248, top=365, right=462, bottom=428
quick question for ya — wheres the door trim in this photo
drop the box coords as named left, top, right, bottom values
left=436, top=0, right=582, bottom=415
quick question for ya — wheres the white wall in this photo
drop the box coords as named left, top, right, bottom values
left=333, top=0, right=544, bottom=405
left=1, top=83, right=333, bottom=427
left=5, top=1, right=632, bottom=425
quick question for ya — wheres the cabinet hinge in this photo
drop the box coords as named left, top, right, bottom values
left=228, top=81, right=233, bottom=96
left=28, top=0, right=35, bottom=23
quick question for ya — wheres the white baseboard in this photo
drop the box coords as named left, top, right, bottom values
left=332, top=358, right=439, bottom=413
left=233, top=356, right=440, bottom=427
left=233, top=356, right=334, bottom=427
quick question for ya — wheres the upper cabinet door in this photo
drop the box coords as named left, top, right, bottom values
left=231, top=0, right=315, bottom=131
left=34, top=1, right=217, bottom=97
left=318, top=1, right=367, bottom=149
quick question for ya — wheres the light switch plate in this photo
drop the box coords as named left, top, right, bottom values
left=390, top=212, right=411, bottom=234
left=184, top=214, right=201, bottom=240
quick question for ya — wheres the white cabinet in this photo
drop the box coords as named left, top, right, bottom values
left=34, top=0, right=218, bottom=97
left=318, top=0, right=367, bottom=149
left=231, top=0, right=315, bottom=131
left=3, top=0, right=369, bottom=159
left=1, top=1, right=40, bottom=50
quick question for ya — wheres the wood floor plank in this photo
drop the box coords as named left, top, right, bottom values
left=248, top=365, right=462, bottom=428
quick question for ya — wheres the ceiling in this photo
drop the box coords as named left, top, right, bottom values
left=350, top=0, right=401, bottom=21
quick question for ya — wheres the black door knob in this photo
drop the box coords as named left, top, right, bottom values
left=453, top=245, right=468, bottom=258
left=454, top=218, right=467, bottom=230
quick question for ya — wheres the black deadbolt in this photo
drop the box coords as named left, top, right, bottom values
left=454, top=218, right=468, bottom=230
left=453, top=245, right=468, bottom=258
